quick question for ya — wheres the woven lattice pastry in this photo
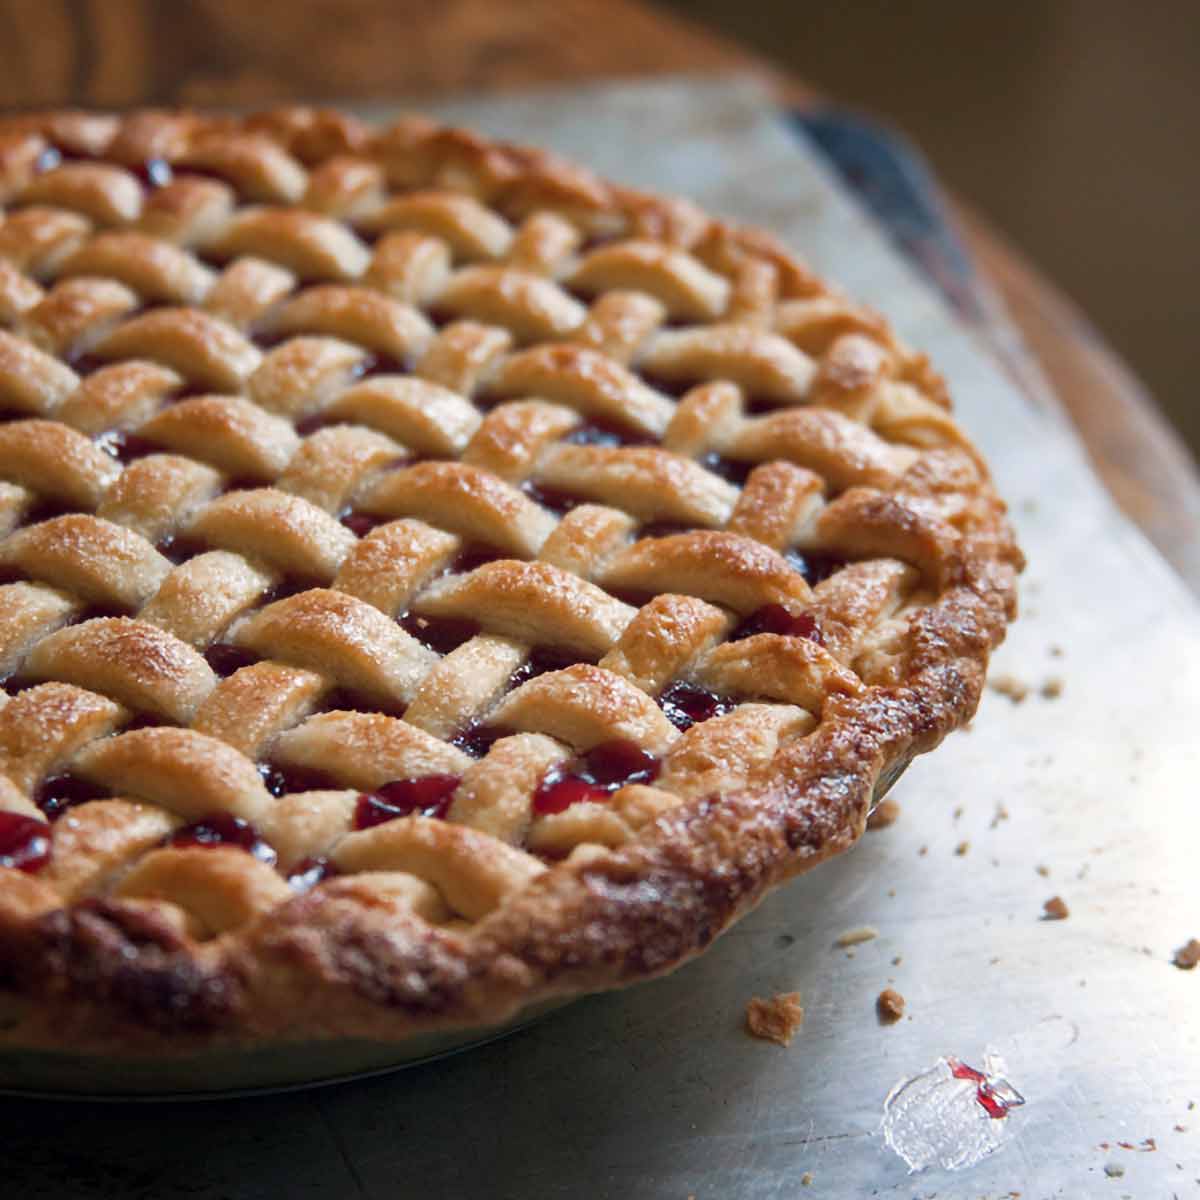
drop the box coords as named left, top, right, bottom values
left=0, top=107, right=1020, bottom=1054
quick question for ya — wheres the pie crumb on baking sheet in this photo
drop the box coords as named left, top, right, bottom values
left=1042, top=895, right=1070, bottom=921
left=745, top=991, right=804, bottom=1046
left=1172, top=938, right=1200, bottom=969
left=835, top=925, right=879, bottom=948
left=989, top=673, right=1030, bottom=703
left=876, top=987, right=906, bottom=1024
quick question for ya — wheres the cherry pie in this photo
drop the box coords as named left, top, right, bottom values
left=0, top=107, right=1020, bottom=1055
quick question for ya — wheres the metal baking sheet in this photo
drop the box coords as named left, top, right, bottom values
left=6, top=76, right=1198, bottom=1197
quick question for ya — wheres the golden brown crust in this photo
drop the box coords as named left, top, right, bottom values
left=0, top=106, right=1021, bottom=1055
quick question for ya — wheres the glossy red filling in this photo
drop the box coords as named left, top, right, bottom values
left=451, top=722, right=512, bottom=758
left=339, top=510, right=386, bottom=538
left=168, top=813, right=277, bottom=865
left=354, top=774, right=461, bottom=828
left=137, top=157, right=174, bottom=188
left=532, top=740, right=659, bottom=815
left=94, top=429, right=157, bottom=464
left=203, top=642, right=260, bottom=677
left=505, top=645, right=586, bottom=692
left=449, top=544, right=509, bottom=574
left=731, top=603, right=823, bottom=644
left=286, top=855, right=338, bottom=891
left=786, top=550, right=846, bottom=587
left=14, top=496, right=77, bottom=531
left=637, top=521, right=694, bottom=541
left=563, top=419, right=651, bottom=448
left=317, top=687, right=407, bottom=720
left=399, top=613, right=480, bottom=655
left=36, top=773, right=108, bottom=820
left=0, top=812, right=52, bottom=872
left=154, top=534, right=208, bottom=565
left=258, top=763, right=337, bottom=798
left=698, top=451, right=753, bottom=486
left=657, top=681, right=737, bottom=731
left=521, top=481, right=579, bottom=516
left=33, top=146, right=63, bottom=174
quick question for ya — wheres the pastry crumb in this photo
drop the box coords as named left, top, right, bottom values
left=1040, top=676, right=1064, bottom=699
left=954, top=840, right=970, bottom=856
left=1036, top=864, right=1050, bottom=877
left=745, top=991, right=804, bottom=1046
left=876, top=987, right=905, bottom=1024
left=1172, top=938, right=1200, bottom=970
left=1042, top=895, right=1070, bottom=921
left=990, top=673, right=1029, bottom=703
left=866, top=796, right=901, bottom=830
left=800, top=1172, right=813, bottom=1186
left=990, top=803, right=1010, bottom=828
left=1103, top=1162, right=1125, bottom=1178
left=891, top=954, right=903, bottom=966
left=835, top=925, right=878, bottom=948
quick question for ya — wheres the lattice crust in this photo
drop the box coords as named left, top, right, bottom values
left=0, top=108, right=1021, bottom=1052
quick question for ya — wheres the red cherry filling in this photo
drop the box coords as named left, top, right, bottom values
left=154, top=534, right=208, bottom=565
left=505, top=645, right=586, bottom=693
left=168, top=813, right=277, bottom=865
left=533, top=775, right=607, bottom=815
left=0, top=812, right=52, bottom=872
left=139, top=157, right=173, bottom=188
left=562, top=419, right=650, bottom=448
left=14, top=496, right=76, bottom=532
left=318, top=687, right=407, bottom=719
left=257, top=763, right=337, bottom=798
left=120, top=714, right=170, bottom=733
left=532, top=739, right=660, bottom=815
left=730, top=603, right=822, bottom=644
left=449, top=544, right=508, bottom=574
left=521, top=481, right=579, bottom=517
left=657, top=680, right=737, bottom=731
left=286, top=855, right=338, bottom=891
left=698, top=451, right=753, bottom=486
left=451, top=723, right=513, bottom=758
left=785, top=550, right=846, bottom=587
left=584, top=740, right=659, bottom=787
left=399, top=613, right=480, bottom=655
left=94, top=429, right=156, bottom=464
left=36, top=773, right=108, bottom=820
left=203, top=642, right=259, bottom=677
left=354, top=775, right=461, bottom=829
left=339, top=510, right=386, bottom=538
left=33, top=146, right=63, bottom=174
left=638, top=521, right=693, bottom=541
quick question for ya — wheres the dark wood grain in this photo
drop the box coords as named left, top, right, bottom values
left=1, top=0, right=1195, bottom=590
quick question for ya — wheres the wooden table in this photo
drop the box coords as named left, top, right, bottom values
left=3, top=0, right=1197, bottom=589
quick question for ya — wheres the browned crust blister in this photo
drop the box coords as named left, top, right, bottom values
left=0, top=106, right=1021, bottom=1054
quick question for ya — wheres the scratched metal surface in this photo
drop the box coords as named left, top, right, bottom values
left=4, top=78, right=1198, bottom=1198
